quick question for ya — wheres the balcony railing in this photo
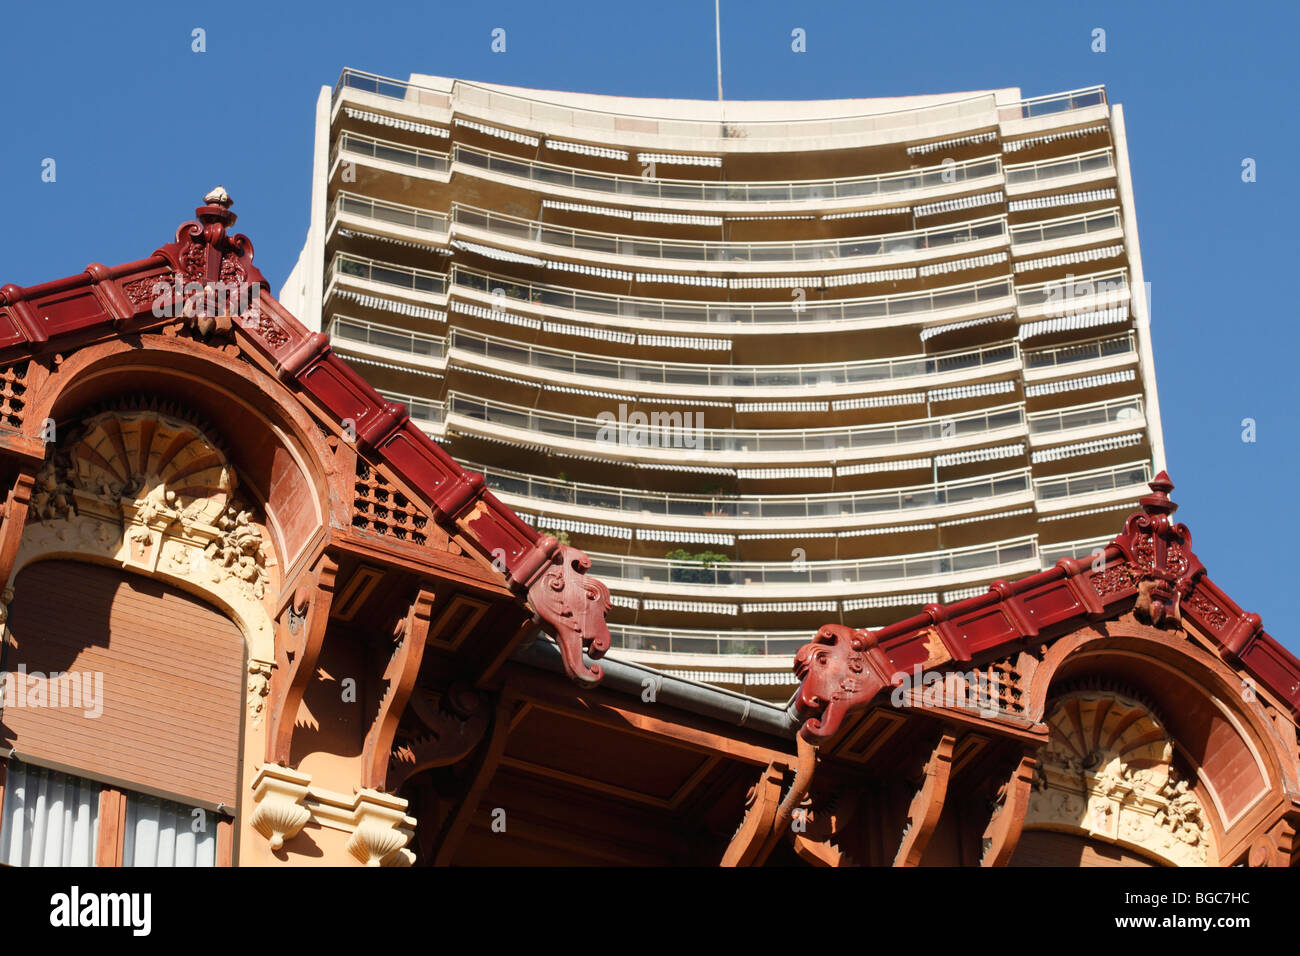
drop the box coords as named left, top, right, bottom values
left=448, top=393, right=1025, bottom=454
left=1027, top=395, right=1143, bottom=436
left=331, top=191, right=449, bottom=235
left=1009, top=209, right=1121, bottom=247
left=328, top=253, right=447, bottom=295
left=334, top=131, right=450, bottom=174
left=1038, top=535, right=1114, bottom=567
left=379, top=390, right=445, bottom=426
left=1033, top=460, right=1152, bottom=502
left=330, top=316, right=447, bottom=359
left=448, top=328, right=1018, bottom=391
left=453, top=266, right=1014, bottom=327
left=475, top=460, right=1031, bottom=522
left=1004, top=148, right=1114, bottom=187
left=454, top=204, right=1006, bottom=266
left=1023, top=332, right=1135, bottom=370
left=608, top=624, right=811, bottom=656
left=584, top=537, right=1038, bottom=588
left=1015, top=268, right=1128, bottom=310
left=451, top=142, right=1002, bottom=205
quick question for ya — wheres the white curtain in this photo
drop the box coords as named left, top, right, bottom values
left=122, top=793, right=216, bottom=867
left=1, top=760, right=99, bottom=866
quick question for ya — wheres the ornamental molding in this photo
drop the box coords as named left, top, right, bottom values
left=1109, top=471, right=1206, bottom=629
left=247, top=762, right=416, bottom=866
left=1025, top=689, right=1213, bottom=866
left=15, top=405, right=277, bottom=664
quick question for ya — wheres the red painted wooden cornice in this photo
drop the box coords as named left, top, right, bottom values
left=0, top=190, right=611, bottom=685
left=792, top=472, right=1300, bottom=743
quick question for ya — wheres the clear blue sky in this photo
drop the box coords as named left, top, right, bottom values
left=1, top=1, right=1296, bottom=648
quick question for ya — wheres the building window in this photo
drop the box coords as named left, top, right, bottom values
left=0, top=760, right=99, bottom=866
left=0, top=758, right=223, bottom=867
left=123, top=793, right=216, bottom=867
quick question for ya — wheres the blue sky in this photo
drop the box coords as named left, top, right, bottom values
left=1, top=0, right=1296, bottom=648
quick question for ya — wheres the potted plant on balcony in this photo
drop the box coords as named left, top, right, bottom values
left=665, top=548, right=730, bottom=585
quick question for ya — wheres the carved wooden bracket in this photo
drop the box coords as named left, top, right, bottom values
left=267, top=552, right=338, bottom=766
left=386, top=685, right=492, bottom=794
left=360, top=587, right=436, bottom=791
left=791, top=787, right=861, bottom=867
left=894, top=733, right=956, bottom=867
left=1248, top=815, right=1298, bottom=867
left=980, top=754, right=1036, bottom=866
left=525, top=543, right=612, bottom=687
left=0, top=471, right=35, bottom=602
left=720, top=760, right=788, bottom=867
left=792, top=623, right=896, bottom=744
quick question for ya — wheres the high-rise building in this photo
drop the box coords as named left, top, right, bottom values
left=284, top=70, right=1165, bottom=699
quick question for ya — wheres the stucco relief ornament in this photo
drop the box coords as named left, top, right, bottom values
left=1109, top=472, right=1205, bottom=628
left=526, top=543, right=612, bottom=686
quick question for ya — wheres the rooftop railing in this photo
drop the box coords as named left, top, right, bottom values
left=475, top=460, right=1031, bottom=522
left=447, top=393, right=1025, bottom=454
left=448, top=327, right=1018, bottom=390
left=1002, top=87, right=1108, bottom=120
left=584, top=537, right=1038, bottom=588
left=453, top=266, right=1014, bottom=327
left=334, top=68, right=1104, bottom=146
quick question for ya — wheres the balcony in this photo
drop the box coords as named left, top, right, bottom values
left=1027, top=395, right=1144, bottom=447
left=450, top=142, right=1003, bottom=212
left=1022, top=332, right=1136, bottom=382
left=452, top=266, right=1016, bottom=336
left=1004, top=148, right=1115, bottom=196
left=583, top=537, right=1040, bottom=599
left=448, top=327, right=1020, bottom=399
left=328, top=191, right=450, bottom=247
left=1033, top=460, right=1152, bottom=513
left=446, top=393, right=1027, bottom=466
left=478, top=461, right=1033, bottom=532
left=329, top=316, right=448, bottom=369
left=452, top=204, right=1009, bottom=273
left=326, top=253, right=448, bottom=310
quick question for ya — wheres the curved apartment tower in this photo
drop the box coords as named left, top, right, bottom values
left=283, top=70, right=1165, bottom=699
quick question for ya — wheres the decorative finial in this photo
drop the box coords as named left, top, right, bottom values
left=1140, top=470, right=1177, bottom=517
left=204, top=185, right=232, bottom=208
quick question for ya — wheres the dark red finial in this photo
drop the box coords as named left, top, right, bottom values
left=1140, top=470, right=1177, bottom=517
